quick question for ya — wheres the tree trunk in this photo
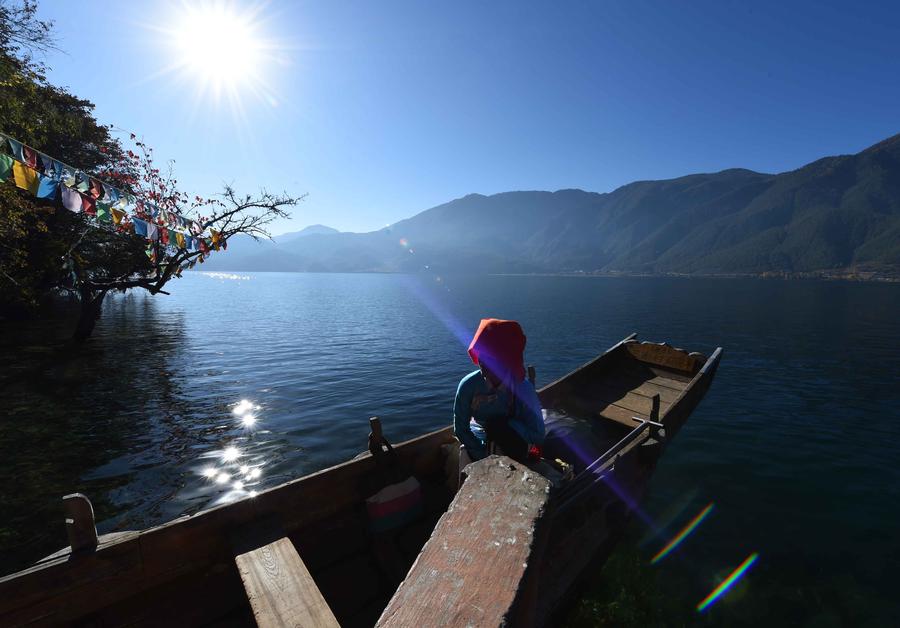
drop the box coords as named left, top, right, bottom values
left=71, top=288, right=107, bottom=343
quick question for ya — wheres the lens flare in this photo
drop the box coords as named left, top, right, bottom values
left=201, top=466, right=218, bottom=479
left=241, top=414, right=258, bottom=428
left=215, top=472, right=231, bottom=484
left=696, top=552, right=760, bottom=612
left=651, top=502, right=714, bottom=564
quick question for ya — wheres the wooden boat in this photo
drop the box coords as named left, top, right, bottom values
left=0, top=333, right=721, bottom=627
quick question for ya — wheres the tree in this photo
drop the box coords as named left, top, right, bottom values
left=0, top=0, right=304, bottom=341
left=66, top=138, right=302, bottom=341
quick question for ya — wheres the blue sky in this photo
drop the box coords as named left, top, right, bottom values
left=36, top=0, right=900, bottom=234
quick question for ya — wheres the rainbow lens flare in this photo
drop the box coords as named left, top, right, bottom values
left=651, top=502, right=714, bottom=564
left=696, top=552, right=760, bottom=612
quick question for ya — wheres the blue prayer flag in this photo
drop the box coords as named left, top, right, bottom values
left=133, top=219, right=148, bottom=237
left=39, top=154, right=62, bottom=180
left=36, top=175, right=59, bottom=200
left=7, top=138, right=25, bottom=162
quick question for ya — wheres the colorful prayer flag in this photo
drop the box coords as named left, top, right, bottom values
left=7, top=138, right=25, bottom=162
left=36, top=175, right=59, bottom=200
left=75, top=172, right=90, bottom=193
left=111, top=207, right=125, bottom=225
left=88, top=178, right=103, bottom=199
left=96, top=202, right=112, bottom=223
left=147, top=222, right=159, bottom=241
left=133, top=219, right=148, bottom=236
left=13, top=161, right=40, bottom=194
left=39, top=155, right=62, bottom=180
left=103, top=184, right=118, bottom=204
left=81, top=194, right=97, bottom=215
left=60, top=185, right=82, bottom=212
left=175, top=231, right=186, bottom=249
left=60, top=165, right=76, bottom=187
left=22, top=146, right=39, bottom=169
left=0, top=153, right=13, bottom=182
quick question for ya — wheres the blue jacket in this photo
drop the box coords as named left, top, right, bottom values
left=453, top=369, right=545, bottom=460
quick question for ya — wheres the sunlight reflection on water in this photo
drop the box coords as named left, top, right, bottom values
left=194, top=398, right=271, bottom=504
left=199, top=272, right=251, bottom=281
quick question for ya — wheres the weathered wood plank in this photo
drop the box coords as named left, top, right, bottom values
left=618, top=362, right=694, bottom=386
left=623, top=341, right=705, bottom=374
left=588, top=387, right=672, bottom=416
left=235, top=536, right=339, bottom=628
left=376, top=456, right=553, bottom=628
left=595, top=376, right=684, bottom=403
left=598, top=402, right=648, bottom=426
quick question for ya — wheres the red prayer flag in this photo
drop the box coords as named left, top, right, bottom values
left=81, top=194, right=97, bottom=215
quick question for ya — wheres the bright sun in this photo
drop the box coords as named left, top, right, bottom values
left=175, top=4, right=260, bottom=85
left=161, top=1, right=277, bottom=108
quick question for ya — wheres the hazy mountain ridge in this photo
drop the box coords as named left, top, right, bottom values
left=203, top=134, right=900, bottom=277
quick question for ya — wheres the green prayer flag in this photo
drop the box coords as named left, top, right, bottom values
left=0, top=153, right=12, bottom=182
left=96, top=202, right=112, bottom=223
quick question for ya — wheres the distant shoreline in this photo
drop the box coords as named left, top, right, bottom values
left=490, top=270, right=900, bottom=283
left=191, top=268, right=900, bottom=283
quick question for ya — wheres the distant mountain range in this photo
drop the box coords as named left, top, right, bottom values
left=204, top=134, right=900, bottom=278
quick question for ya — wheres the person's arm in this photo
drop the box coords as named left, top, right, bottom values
left=453, top=374, right=487, bottom=460
left=513, top=381, right=546, bottom=445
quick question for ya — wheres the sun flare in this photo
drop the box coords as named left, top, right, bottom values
left=174, top=4, right=261, bottom=87
left=152, top=0, right=281, bottom=113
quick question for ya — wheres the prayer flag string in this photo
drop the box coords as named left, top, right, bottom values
left=0, top=131, right=213, bottom=255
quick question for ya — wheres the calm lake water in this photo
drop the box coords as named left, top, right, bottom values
left=1, top=273, right=898, bottom=626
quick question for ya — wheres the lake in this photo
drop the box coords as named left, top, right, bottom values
left=1, top=272, right=898, bottom=626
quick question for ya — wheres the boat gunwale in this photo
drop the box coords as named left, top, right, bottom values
left=0, top=426, right=456, bottom=623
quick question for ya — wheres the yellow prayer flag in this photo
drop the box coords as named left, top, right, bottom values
left=175, top=232, right=186, bottom=249
left=13, top=161, right=40, bottom=195
left=111, top=208, right=125, bottom=225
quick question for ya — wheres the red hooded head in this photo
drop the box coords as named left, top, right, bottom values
left=467, top=318, right=527, bottom=384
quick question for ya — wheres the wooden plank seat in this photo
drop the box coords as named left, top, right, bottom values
left=233, top=521, right=340, bottom=628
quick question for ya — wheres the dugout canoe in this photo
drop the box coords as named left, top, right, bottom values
left=0, top=333, right=721, bottom=627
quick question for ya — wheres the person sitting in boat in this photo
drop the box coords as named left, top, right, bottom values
left=453, top=318, right=545, bottom=465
